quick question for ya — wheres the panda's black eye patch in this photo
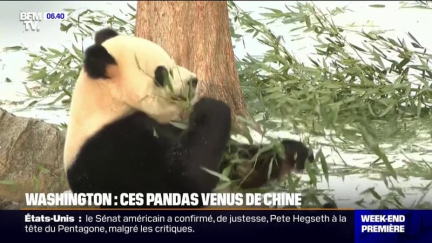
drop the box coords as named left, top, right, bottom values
left=154, top=66, right=169, bottom=87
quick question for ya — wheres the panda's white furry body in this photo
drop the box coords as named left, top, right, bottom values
left=64, top=28, right=314, bottom=208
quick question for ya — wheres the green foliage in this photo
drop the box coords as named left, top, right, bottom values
left=227, top=1, right=432, bottom=208
left=229, top=1, right=432, bottom=144
left=3, top=1, right=432, bottom=209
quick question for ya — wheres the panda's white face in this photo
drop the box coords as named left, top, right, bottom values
left=99, top=35, right=199, bottom=123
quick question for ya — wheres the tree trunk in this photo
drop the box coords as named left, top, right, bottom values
left=135, top=1, right=260, bottom=132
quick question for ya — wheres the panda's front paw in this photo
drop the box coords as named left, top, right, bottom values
left=281, top=140, right=314, bottom=172
left=190, top=98, right=231, bottom=127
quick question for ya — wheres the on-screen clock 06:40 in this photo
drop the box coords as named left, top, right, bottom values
left=44, top=12, right=66, bottom=20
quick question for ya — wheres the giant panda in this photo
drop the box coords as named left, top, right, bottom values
left=63, top=28, right=314, bottom=208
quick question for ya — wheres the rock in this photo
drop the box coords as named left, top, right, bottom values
left=0, top=108, right=68, bottom=202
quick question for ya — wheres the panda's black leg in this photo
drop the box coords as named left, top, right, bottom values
left=280, top=139, right=315, bottom=172
left=223, top=139, right=314, bottom=189
left=174, top=98, right=232, bottom=194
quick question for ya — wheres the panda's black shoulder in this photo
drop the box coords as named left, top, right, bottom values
left=95, top=28, right=119, bottom=45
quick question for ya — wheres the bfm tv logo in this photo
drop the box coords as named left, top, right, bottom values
left=20, top=12, right=42, bottom=32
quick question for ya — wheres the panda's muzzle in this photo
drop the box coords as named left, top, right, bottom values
left=171, top=77, right=198, bottom=102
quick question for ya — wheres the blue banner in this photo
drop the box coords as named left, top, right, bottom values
left=354, top=210, right=432, bottom=243
left=1, top=209, right=432, bottom=242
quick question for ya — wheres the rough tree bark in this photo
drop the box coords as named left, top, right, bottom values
left=135, top=1, right=260, bottom=132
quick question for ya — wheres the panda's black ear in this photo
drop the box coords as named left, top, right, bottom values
left=84, top=44, right=117, bottom=79
left=95, top=28, right=118, bottom=45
